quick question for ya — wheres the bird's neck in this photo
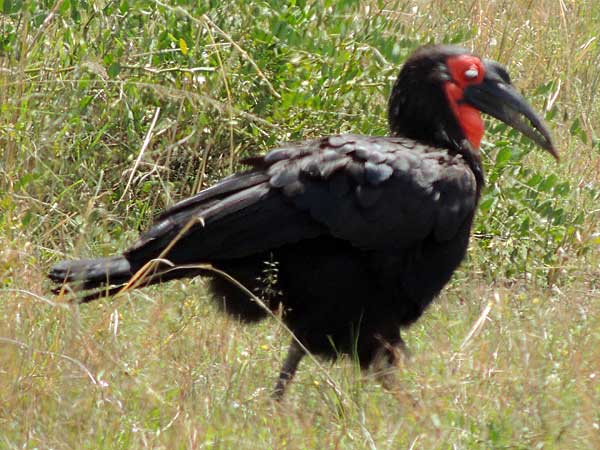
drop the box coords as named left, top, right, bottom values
left=387, top=83, right=485, bottom=193
left=388, top=92, right=481, bottom=158
left=460, top=142, right=485, bottom=197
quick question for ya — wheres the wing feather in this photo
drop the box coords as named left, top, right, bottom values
left=125, top=134, right=477, bottom=268
left=266, top=134, right=478, bottom=249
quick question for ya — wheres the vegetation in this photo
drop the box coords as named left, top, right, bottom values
left=1, top=0, right=599, bottom=448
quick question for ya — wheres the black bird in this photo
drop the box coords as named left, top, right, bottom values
left=49, top=45, right=557, bottom=397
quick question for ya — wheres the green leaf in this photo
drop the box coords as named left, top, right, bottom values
left=520, top=216, right=530, bottom=233
left=107, top=62, right=121, bottom=79
left=79, top=95, right=93, bottom=110
left=15, top=173, right=34, bottom=190
left=534, top=80, right=555, bottom=95
left=495, top=147, right=512, bottom=166
left=119, top=0, right=129, bottom=14
left=554, top=182, right=571, bottom=197
left=479, top=196, right=494, bottom=212
left=60, top=0, right=70, bottom=14
left=545, top=106, right=557, bottom=121
left=21, top=210, right=32, bottom=227
left=539, top=174, right=557, bottom=192
left=569, top=117, right=581, bottom=136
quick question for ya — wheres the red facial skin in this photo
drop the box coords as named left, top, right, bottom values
left=443, top=55, right=486, bottom=150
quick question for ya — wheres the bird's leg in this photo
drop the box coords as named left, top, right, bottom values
left=272, top=339, right=305, bottom=400
left=372, top=335, right=410, bottom=390
left=395, top=337, right=411, bottom=360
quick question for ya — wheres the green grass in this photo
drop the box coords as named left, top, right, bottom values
left=1, top=0, right=600, bottom=448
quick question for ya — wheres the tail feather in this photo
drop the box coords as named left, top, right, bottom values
left=49, top=255, right=206, bottom=302
left=48, top=256, right=133, bottom=291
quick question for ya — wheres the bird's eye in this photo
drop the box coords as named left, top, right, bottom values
left=464, top=68, right=479, bottom=79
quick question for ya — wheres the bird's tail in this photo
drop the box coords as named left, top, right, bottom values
left=48, top=256, right=134, bottom=302
left=49, top=255, right=204, bottom=303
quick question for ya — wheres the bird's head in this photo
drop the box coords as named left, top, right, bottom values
left=388, top=45, right=557, bottom=159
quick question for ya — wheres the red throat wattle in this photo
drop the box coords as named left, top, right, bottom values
left=443, top=55, right=486, bottom=150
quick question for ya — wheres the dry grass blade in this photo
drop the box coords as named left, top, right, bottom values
left=118, top=107, right=161, bottom=203
left=450, top=299, right=493, bottom=363
left=0, top=337, right=99, bottom=386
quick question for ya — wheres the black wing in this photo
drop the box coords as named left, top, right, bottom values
left=124, top=134, right=477, bottom=268
left=265, top=134, right=478, bottom=249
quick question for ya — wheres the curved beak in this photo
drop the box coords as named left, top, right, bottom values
left=463, top=61, right=558, bottom=160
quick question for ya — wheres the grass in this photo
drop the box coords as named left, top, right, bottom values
left=1, top=0, right=600, bottom=448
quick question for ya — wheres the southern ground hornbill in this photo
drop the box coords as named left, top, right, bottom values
left=49, top=45, right=557, bottom=398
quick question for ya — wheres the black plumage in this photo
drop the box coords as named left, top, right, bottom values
left=49, top=45, right=556, bottom=397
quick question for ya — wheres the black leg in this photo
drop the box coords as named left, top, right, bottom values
left=272, top=339, right=305, bottom=400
